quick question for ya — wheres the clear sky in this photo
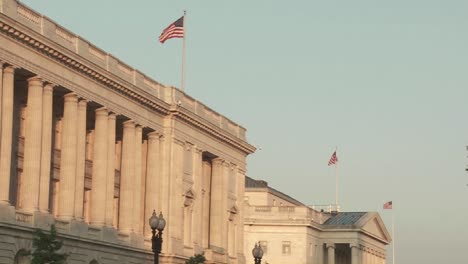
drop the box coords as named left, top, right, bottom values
left=20, top=0, right=468, bottom=263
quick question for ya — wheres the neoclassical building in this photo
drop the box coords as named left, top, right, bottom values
left=244, top=177, right=391, bottom=264
left=0, top=0, right=255, bottom=263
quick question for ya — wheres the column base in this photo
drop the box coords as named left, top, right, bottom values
left=69, top=219, right=89, bottom=237
left=0, top=203, right=15, bottom=223
left=129, top=232, right=144, bottom=248
left=33, top=211, right=54, bottom=230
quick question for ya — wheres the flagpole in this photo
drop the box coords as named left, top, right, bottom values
left=392, top=211, right=395, bottom=264
left=181, top=10, right=187, bottom=92
left=335, top=147, right=338, bottom=210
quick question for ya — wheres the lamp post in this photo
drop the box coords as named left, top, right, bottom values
left=252, top=242, right=263, bottom=264
left=149, top=210, right=166, bottom=264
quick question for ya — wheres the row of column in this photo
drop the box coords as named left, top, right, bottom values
left=325, top=243, right=385, bottom=264
left=0, top=64, right=164, bottom=236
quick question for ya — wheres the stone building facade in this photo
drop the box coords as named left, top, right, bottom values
left=244, top=177, right=391, bottom=264
left=0, top=0, right=255, bottom=263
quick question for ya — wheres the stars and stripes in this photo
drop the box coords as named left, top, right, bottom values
left=328, top=151, right=338, bottom=166
left=383, top=201, right=393, bottom=209
left=159, top=16, right=184, bottom=44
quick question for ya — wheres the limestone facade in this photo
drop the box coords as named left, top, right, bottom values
left=0, top=1, right=255, bottom=263
left=244, top=177, right=391, bottom=264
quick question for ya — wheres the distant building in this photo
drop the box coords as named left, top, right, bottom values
left=0, top=0, right=255, bottom=263
left=244, top=177, right=391, bottom=264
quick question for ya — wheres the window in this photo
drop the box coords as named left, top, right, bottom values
left=259, top=240, right=268, bottom=254
left=282, top=241, right=291, bottom=255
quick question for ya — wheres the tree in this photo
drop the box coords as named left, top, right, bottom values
left=185, top=253, right=206, bottom=264
left=29, top=224, right=68, bottom=264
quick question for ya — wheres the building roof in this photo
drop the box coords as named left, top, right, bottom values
left=245, top=176, right=304, bottom=206
left=323, top=212, right=367, bottom=226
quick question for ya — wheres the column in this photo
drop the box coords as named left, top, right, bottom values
left=209, top=158, right=228, bottom=250
left=20, top=77, right=44, bottom=212
left=104, top=113, right=116, bottom=227
left=316, top=243, right=324, bottom=264
left=350, top=244, right=359, bottom=264
left=90, top=108, right=108, bottom=226
left=201, top=160, right=211, bottom=249
left=38, top=83, right=54, bottom=212
left=326, top=243, right=335, bottom=264
left=73, top=99, right=87, bottom=220
left=133, top=125, right=143, bottom=234
left=144, top=132, right=161, bottom=238
left=58, top=93, right=78, bottom=221
left=119, top=120, right=135, bottom=233
left=0, top=66, right=15, bottom=205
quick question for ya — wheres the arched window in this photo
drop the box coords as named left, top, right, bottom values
left=14, top=249, right=30, bottom=264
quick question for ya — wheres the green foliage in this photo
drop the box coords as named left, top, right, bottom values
left=29, top=224, right=68, bottom=264
left=185, top=253, right=206, bottom=264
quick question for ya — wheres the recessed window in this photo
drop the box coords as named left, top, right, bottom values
left=282, top=241, right=291, bottom=255
left=259, top=240, right=268, bottom=254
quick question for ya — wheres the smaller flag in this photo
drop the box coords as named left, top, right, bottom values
left=159, top=16, right=184, bottom=44
left=328, top=151, right=338, bottom=166
left=383, top=201, right=393, bottom=209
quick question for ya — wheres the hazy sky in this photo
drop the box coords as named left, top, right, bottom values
left=20, top=0, right=468, bottom=263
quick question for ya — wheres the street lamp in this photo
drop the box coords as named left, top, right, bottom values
left=252, top=242, right=263, bottom=264
left=149, top=210, right=166, bottom=264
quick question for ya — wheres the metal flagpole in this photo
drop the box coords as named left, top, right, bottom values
left=181, top=10, right=187, bottom=92
left=335, top=147, right=338, bottom=209
left=392, top=212, right=395, bottom=264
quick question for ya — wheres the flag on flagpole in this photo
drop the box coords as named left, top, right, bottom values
left=328, top=151, right=338, bottom=166
left=383, top=201, right=393, bottom=209
left=159, top=16, right=184, bottom=43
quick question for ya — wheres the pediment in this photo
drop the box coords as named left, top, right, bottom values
left=358, top=213, right=392, bottom=243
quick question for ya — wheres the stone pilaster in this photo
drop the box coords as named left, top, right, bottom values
left=58, top=93, right=78, bottom=221
left=119, top=120, right=136, bottom=233
left=105, top=113, right=116, bottom=227
left=350, top=244, right=359, bottom=264
left=209, top=158, right=228, bottom=252
left=0, top=66, right=15, bottom=205
left=21, top=76, right=44, bottom=212
left=38, top=83, right=54, bottom=212
left=90, top=107, right=108, bottom=226
left=326, top=243, right=335, bottom=264
left=133, top=125, right=143, bottom=234
left=144, top=131, right=161, bottom=238
left=201, top=160, right=212, bottom=249
left=74, top=99, right=87, bottom=220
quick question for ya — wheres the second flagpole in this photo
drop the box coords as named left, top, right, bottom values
left=181, top=10, right=187, bottom=92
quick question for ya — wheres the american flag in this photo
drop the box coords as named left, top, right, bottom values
left=383, top=201, right=393, bottom=209
left=159, top=16, right=184, bottom=43
left=328, top=151, right=338, bottom=166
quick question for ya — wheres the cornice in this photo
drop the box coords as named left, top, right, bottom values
left=171, top=108, right=256, bottom=155
left=0, top=16, right=170, bottom=116
left=0, top=14, right=256, bottom=155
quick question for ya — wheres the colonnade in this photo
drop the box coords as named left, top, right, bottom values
left=0, top=63, right=163, bottom=238
left=324, top=243, right=386, bottom=264
left=0, top=63, right=244, bottom=260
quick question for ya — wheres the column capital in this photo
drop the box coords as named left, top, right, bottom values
left=43, top=81, right=57, bottom=88
left=123, top=120, right=135, bottom=128
left=326, top=243, right=336, bottom=249
left=43, top=83, right=55, bottom=92
left=108, top=112, right=117, bottom=119
left=27, top=76, right=43, bottom=85
left=63, top=93, right=78, bottom=102
left=147, top=131, right=162, bottom=140
left=95, top=107, right=108, bottom=116
left=3, top=65, right=18, bottom=74
left=78, top=98, right=88, bottom=107
left=349, top=243, right=360, bottom=248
